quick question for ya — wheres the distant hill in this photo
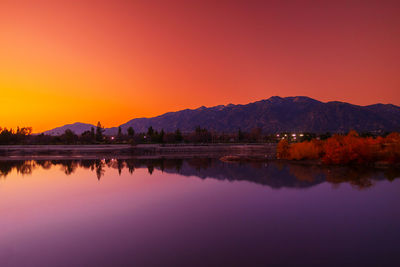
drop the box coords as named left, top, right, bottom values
left=43, top=96, right=400, bottom=135
left=107, top=96, right=400, bottom=134
left=42, top=122, right=95, bottom=136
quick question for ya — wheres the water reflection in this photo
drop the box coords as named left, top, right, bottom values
left=0, top=158, right=399, bottom=190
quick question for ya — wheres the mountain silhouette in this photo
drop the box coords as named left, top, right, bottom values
left=43, top=96, right=400, bottom=135
left=42, top=122, right=95, bottom=135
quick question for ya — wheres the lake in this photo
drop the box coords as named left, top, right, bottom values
left=0, top=158, right=399, bottom=266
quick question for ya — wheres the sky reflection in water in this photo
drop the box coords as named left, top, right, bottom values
left=0, top=159, right=399, bottom=266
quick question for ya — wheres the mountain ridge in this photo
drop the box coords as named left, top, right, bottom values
left=42, top=96, right=400, bottom=135
left=42, top=122, right=96, bottom=136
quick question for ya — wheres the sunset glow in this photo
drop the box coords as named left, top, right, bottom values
left=1, top=0, right=399, bottom=132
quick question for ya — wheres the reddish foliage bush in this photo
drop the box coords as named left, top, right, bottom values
left=381, top=133, right=400, bottom=163
left=289, top=140, right=322, bottom=160
left=277, top=139, right=290, bottom=159
left=276, top=131, right=400, bottom=165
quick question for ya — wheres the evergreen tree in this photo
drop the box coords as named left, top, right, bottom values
left=127, top=127, right=135, bottom=137
left=96, top=122, right=104, bottom=142
left=160, top=129, right=165, bottom=143
left=117, top=126, right=122, bottom=141
left=175, top=129, right=183, bottom=142
left=147, top=126, right=154, bottom=137
left=62, top=129, right=77, bottom=144
left=90, top=127, right=95, bottom=141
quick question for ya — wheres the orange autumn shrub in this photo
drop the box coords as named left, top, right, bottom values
left=322, top=131, right=377, bottom=164
left=385, top=132, right=400, bottom=142
left=289, top=140, right=322, bottom=160
left=381, top=133, right=400, bottom=163
left=277, top=131, right=400, bottom=165
left=322, top=135, right=345, bottom=164
left=277, top=139, right=290, bottom=159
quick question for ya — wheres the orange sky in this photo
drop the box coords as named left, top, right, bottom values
left=1, top=0, right=399, bottom=132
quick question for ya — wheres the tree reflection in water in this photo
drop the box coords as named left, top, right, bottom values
left=0, top=158, right=399, bottom=190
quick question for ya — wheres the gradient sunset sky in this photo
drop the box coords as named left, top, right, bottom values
left=1, top=0, right=399, bottom=132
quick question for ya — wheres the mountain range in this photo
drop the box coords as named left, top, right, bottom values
left=42, top=96, right=400, bottom=135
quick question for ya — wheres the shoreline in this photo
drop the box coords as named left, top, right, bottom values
left=0, top=144, right=397, bottom=169
left=0, top=143, right=277, bottom=160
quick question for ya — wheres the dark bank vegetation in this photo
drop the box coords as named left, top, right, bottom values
left=1, top=122, right=392, bottom=147
left=277, top=131, right=400, bottom=165
left=0, top=122, right=321, bottom=145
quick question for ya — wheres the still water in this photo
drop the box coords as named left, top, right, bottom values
left=0, top=158, right=399, bottom=266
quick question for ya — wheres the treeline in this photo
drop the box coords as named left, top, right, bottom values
left=109, top=126, right=286, bottom=144
left=1, top=123, right=397, bottom=148
left=277, top=131, right=400, bottom=165
left=0, top=123, right=117, bottom=145
left=0, top=127, right=33, bottom=144
left=0, top=123, right=316, bottom=145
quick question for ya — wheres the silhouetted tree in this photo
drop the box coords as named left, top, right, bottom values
left=91, top=127, right=95, bottom=139
left=175, top=129, right=183, bottom=142
left=62, top=129, right=78, bottom=144
left=191, top=126, right=211, bottom=143
left=127, top=127, right=135, bottom=137
left=117, top=126, right=123, bottom=142
left=96, top=122, right=104, bottom=142
left=81, top=130, right=95, bottom=144
left=147, top=126, right=154, bottom=137
left=159, top=129, right=165, bottom=143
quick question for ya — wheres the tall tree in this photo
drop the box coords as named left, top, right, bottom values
left=90, top=127, right=95, bottom=141
left=62, top=129, right=77, bottom=144
left=147, top=126, right=154, bottom=137
left=96, top=122, right=104, bottom=142
left=127, top=127, right=135, bottom=137
left=117, top=126, right=123, bottom=141
left=175, top=129, right=183, bottom=142
left=159, top=129, right=165, bottom=143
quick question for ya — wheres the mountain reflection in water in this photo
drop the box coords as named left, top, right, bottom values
left=0, top=158, right=398, bottom=190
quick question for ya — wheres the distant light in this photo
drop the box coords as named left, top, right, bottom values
left=300, top=134, right=304, bottom=137
left=111, top=137, right=115, bottom=140
left=292, top=134, right=296, bottom=137
left=276, top=134, right=280, bottom=137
